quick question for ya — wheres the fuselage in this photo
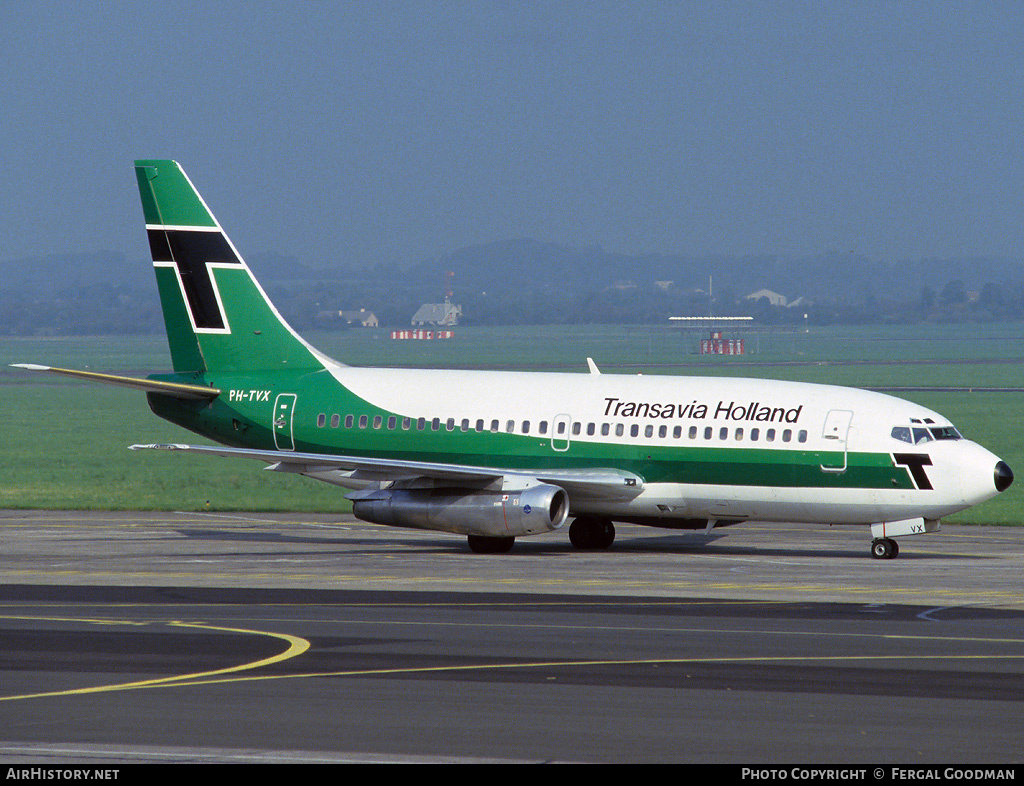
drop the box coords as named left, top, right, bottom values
left=149, top=361, right=1007, bottom=529
left=119, top=159, right=1011, bottom=556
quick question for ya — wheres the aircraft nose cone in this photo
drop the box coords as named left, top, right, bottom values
left=995, top=461, right=1014, bottom=493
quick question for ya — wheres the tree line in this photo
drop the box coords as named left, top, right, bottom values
left=4, top=243, right=1024, bottom=334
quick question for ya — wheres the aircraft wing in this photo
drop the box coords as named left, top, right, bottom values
left=129, top=443, right=644, bottom=502
left=11, top=365, right=220, bottom=400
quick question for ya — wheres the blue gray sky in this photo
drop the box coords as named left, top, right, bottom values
left=3, top=1, right=1023, bottom=271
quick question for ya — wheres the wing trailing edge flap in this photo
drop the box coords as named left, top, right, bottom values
left=129, top=443, right=645, bottom=502
left=11, top=365, right=219, bottom=400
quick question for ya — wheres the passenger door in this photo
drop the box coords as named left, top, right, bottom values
left=820, top=409, right=853, bottom=473
left=273, top=393, right=298, bottom=451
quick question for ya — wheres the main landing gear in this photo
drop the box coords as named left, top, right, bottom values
left=569, top=517, right=616, bottom=550
left=466, top=517, right=616, bottom=554
left=467, top=535, right=516, bottom=554
left=871, top=537, right=900, bottom=560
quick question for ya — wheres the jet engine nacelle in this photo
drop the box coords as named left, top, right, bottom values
left=351, top=484, right=570, bottom=538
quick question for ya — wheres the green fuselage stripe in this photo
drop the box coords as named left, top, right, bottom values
left=147, top=370, right=913, bottom=492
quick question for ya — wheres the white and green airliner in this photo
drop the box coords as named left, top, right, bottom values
left=15, top=160, right=1015, bottom=557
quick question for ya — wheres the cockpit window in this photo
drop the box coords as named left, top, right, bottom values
left=891, top=426, right=912, bottom=443
left=892, top=425, right=962, bottom=444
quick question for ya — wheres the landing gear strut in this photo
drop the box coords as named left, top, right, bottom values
left=569, top=517, right=616, bottom=550
left=871, top=537, right=899, bottom=560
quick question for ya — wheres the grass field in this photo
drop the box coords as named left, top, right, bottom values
left=3, top=323, right=1024, bottom=523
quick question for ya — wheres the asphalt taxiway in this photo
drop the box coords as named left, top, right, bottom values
left=1, top=510, right=1023, bottom=763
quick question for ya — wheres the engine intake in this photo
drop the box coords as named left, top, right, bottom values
left=351, top=483, right=569, bottom=538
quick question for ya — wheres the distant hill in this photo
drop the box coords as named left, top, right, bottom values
left=2, top=241, right=1023, bottom=333
left=411, top=239, right=1024, bottom=304
left=0, top=251, right=150, bottom=296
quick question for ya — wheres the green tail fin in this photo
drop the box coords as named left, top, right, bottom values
left=134, top=160, right=328, bottom=374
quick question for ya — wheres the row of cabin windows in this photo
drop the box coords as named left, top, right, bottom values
left=314, top=412, right=808, bottom=444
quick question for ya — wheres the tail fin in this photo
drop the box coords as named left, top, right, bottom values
left=134, top=160, right=329, bottom=374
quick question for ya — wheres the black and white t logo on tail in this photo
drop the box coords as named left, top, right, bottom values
left=148, top=227, right=243, bottom=332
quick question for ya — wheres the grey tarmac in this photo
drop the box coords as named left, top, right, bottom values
left=1, top=511, right=1022, bottom=764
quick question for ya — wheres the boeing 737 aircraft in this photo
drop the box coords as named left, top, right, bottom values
left=14, top=161, right=1015, bottom=557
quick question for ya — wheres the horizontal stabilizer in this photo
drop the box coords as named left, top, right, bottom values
left=11, top=364, right=220, bottom=400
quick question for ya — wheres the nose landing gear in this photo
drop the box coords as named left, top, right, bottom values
left=871, top=537, right=899, bottom=559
